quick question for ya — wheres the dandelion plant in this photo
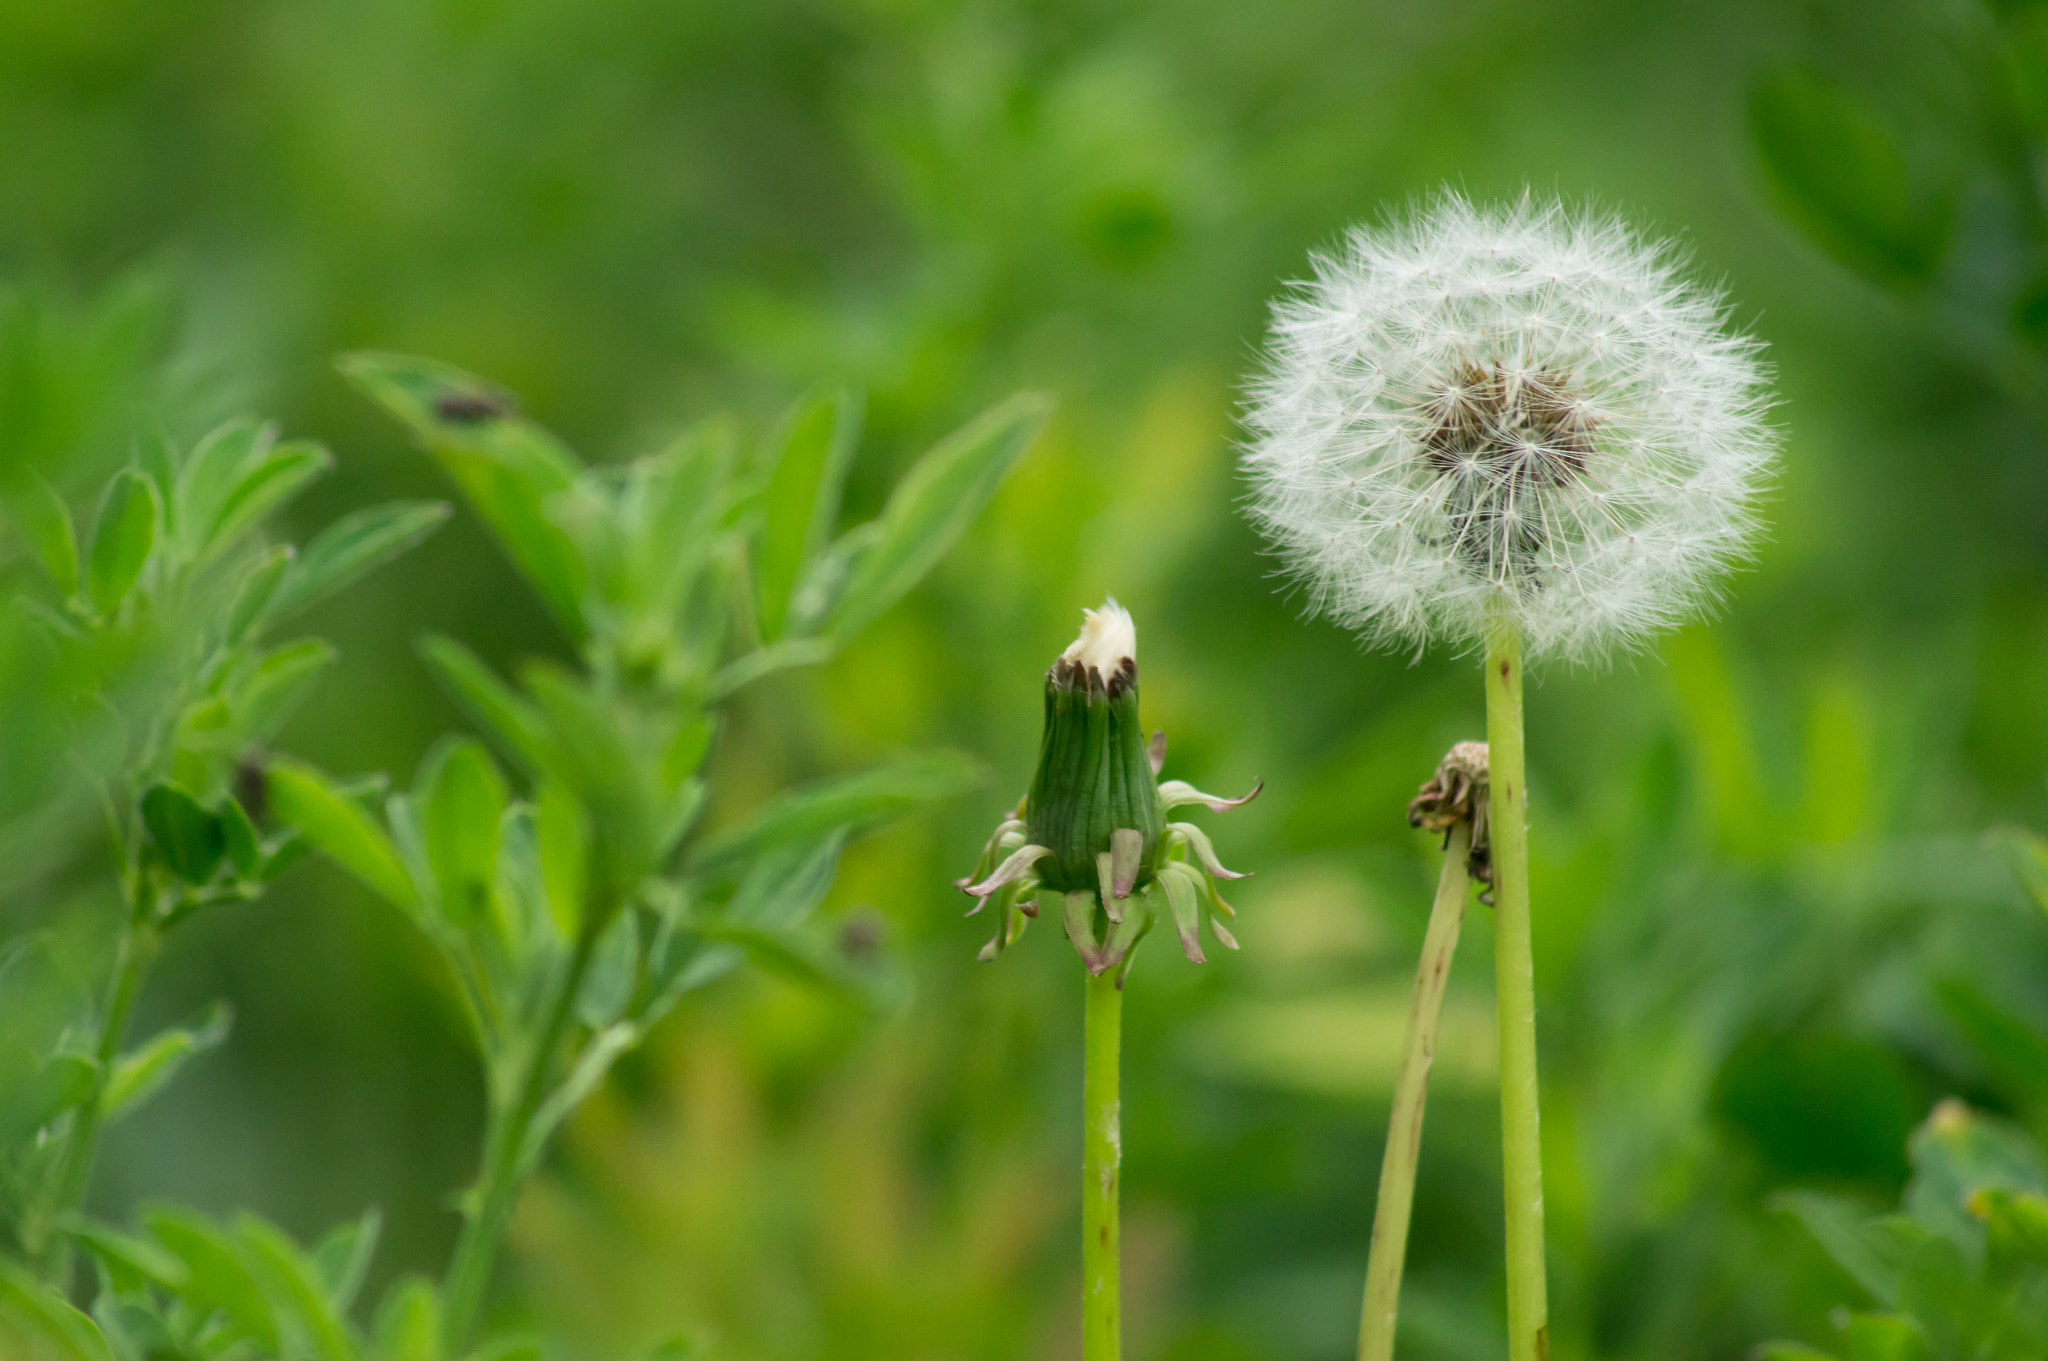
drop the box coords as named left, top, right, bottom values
left=960, top=601, right=1257, bottom=1361
left=1243, top=193, right=1776, bottom=1360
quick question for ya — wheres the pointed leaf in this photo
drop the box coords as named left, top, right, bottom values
left=87, top=469, right=159, bottom=614
left=220, top=795, right=261, bottom=877
left=0, top=1053, right=96, bottom=1146
left=688, top=750, right=983, bottom=876
left=269, top=500, right=450, bottom=621
left=104, top=1002, right=232, bottom=1123
left=231, top=639, right=338, bottom=742
left=754, top=388, right=860, bottom=639
left=373, top=1277, right=443, bottom=1361
left=266, top=759, right=421, bottom=912
left=418, top=635, right=551, bottom=775
left=826, top=393, right=1048, bottom=641
left=226, top=545, right=294, bottom=643
left=536, top=778, right=588, bottom=940
left=234, top=1214, right=357, bottom=1361
left=144, top=1206, right=280, bottom=1347
left=416, top=737, right=508, bottom=929
left=5, top=473, right=79, bottom=597
left=0, top=1265, right=113, bottom=1361
left=206, top=440, right=333, bottom=557
left=341, top=352, right=588, bottom=637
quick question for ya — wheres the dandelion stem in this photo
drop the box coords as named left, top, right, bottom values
left=1358, top=821, right=1471, bottom=1361
left=1083, top=963, right=1122, bottom=1361
left=1485, top=619, right=1548, bottom=1361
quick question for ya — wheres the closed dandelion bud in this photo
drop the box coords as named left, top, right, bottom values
left=959, top=599, right=1260, bottom=977
left=1027, top=602, right=1162, bottom=894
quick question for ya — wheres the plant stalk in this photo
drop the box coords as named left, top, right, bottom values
left=31, top=915, right=160, bottom=1287
left=1083, top=964, right=1122, bottom=1361
left=441, top=926, right=599, bottom=1353
left=1358, top=821, right=1472, bottom=1361
left=1485, top=620, right=1547, bottom=1361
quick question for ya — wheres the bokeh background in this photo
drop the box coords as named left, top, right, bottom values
left=7, top=1, right=2048, bottom=1357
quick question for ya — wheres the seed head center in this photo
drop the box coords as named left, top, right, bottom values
left=1418, top=362, right=1598, bottom=489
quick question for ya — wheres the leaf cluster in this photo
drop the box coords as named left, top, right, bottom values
left=1765, top=1101, right=2048, bottom=1361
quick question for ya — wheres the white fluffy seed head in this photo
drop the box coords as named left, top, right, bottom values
left=1240, top=192, right=1777, bottom=664
left=1062, top=597, right=1136, bottom=676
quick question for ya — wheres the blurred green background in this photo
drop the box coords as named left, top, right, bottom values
left=8, top=0, right=2048, bottom=1357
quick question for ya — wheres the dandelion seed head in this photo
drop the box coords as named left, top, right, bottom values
left=1242, top=192, right=1776, bottom=662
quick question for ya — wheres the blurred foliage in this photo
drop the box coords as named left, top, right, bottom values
left=5, top=1, right=2048, bottom=1360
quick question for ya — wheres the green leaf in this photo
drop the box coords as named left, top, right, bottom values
left=536, top=778, right=588, bottom=940
left=1903, top=1099, right=2045, bottom=1245
left=175, top=420, right=266, bottom=556
left=689, top=749, right=983, bottom=877
left=226, top=545, right=294, bottom=643
left=64, top=1219, right=192, bottom=1293
left=4, top=473, right=79, bottom=597
left=576, top=908, right=640, bottom=1028
left=341, top=352, right=588, bottom=638
left=416, top=737, right=508, bottom=928
left=144, top=1205, right=280, bottom=1348
left=1775, top=1190, right=1897, bottom=1306
left=0, top=1053, right=96, bottom=1146
left=269, top=500, right=451, bottom=622
left=220, top=795, right=261, bottom=877
left=418, top=635, right=552, bottom=775
left=205, top=439, right=333, bottom=558
left=1750, top=70, right=1949, bottom=286
left=104, top=1002, right=232, bottom=1124
left=140, top=782, right=227, bottom=884
left=726, top=832, right=845, bottom=929
left=373, top=1276, right=443, bottom=1361
left=826, top=392, right=1047, bottom=641
left=312, top=1208, right=382, bottom=1313
left=87, top=468, right=160, bottom=615
left=1839, top=1312, right=1930, bottom=1361
left=754, top=388, right=860, bottom=640
left=231, top=638, right=338, bottom=742
left=267, top=759, right=421, bottom=912
left=0, top=1264, right=113, bottom=1361
left=234, top=1214, right=358, bottom=1361
left=516, top=1020, right=637, bottom=1179
left=1974, top=1186, right=2048, bottom=1279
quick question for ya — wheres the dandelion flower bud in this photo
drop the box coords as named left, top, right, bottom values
left=958, top=600, right=1260, bottom=976
left=1241, top=191, right=1777, bottom=662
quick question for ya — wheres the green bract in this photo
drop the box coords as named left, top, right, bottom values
left=961, top=601, right=1259, bottom=977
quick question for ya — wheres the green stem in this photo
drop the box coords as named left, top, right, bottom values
left=441, top=926, right=599, bottom=1353
left=1082, top=965, right=1122, bottom=1361
left=32, top=916, right=160, bottom=1287
left=1358, top=821, right=1472, bottom=1361
left=1485, top=621, right=1548, bottom=1361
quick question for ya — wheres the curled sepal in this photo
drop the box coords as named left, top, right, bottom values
left=1102, top=895, right=1155, bottom=983
left=1095, top=852, right=1122, bottom=924
left=1061, top=890, right=1105, bottom=973
left=964, top=843, right=1050, bottom=904
left=1160, top=863, right=1206, bottom=964
left=956, top=818, right=1028, bottom=889
left=1147, top=731, right=1167, bottom=777
left=1158, top=779, right=1263, bottom=813
left=1167, top=821, right=1247, bottom=881
left=976, top=883, right=1034, bottom=961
